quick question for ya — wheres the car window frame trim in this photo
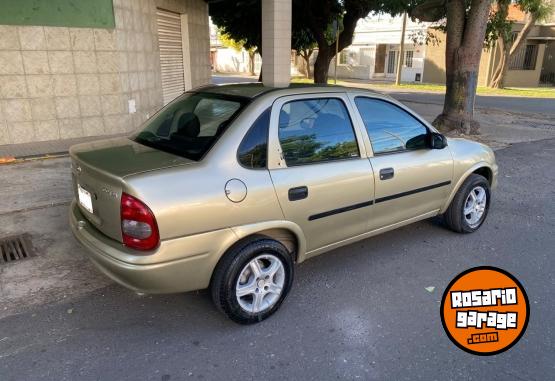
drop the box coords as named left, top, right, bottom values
left=346, top=93, right=441, bottom=158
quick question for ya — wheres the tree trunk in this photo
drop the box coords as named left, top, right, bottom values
left=497, top=15, right=537, bottom=87
left=313, top=48, right=333, bottom=83
left=489, top=0, right=510, bottom=88
left=248, top=51, right=255, bottom=76
left=303, top=2, right=364, bottom=84
left=303, top=55, right=311, bottom=78
left=301, top=49, right=313, bottom=78
left=434, top=69, right=481, bottom=134
left=433, top=0, right=490, bottom=135
left=510, top=14, right=537, bottom=56
left=490, top=38, right=510, bottom=88
left=490, top=3, right=536, bottom=89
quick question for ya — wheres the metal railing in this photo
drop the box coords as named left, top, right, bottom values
left=509, top=44, right=538, bottom=70
left=539, top=72, right=555, bottom=87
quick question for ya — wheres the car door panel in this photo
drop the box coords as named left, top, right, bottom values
left=369, top=149, right=453, bottom=230
left=267, top=93, right=375, bottom=252
left=270, top=160, right=375, bottom=251
left=348, top=94, right=454, bottom=229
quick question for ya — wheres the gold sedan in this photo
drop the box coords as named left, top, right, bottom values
left=70, top=84, right=497, bottom=324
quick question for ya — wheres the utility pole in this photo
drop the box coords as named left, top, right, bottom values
left=395, top=12, right=407, bottom=86
left=334, top=18, right=339, bottom=85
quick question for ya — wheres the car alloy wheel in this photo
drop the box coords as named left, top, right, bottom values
left=463, top=186, right=487, bottom=228
left=235, top=254, right=285, bottom=313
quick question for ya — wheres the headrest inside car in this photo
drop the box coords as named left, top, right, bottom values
left=175, top=113, right=200, bottom=138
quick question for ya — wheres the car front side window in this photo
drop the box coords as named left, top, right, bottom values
left=278, top=98, right=359, bottom=166
left=354, top=97, right=429, bottom=155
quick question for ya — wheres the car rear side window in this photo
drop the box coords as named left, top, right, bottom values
left=354, top=97, right=428, bottom=155
left=238, top=108, right=270, bottom=169
left=133, top=92, right=248, bottom=161
left=278, top=98, right=359, bottom=166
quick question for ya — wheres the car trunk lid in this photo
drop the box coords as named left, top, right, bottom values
left=70, top=137, right=194, bottom=241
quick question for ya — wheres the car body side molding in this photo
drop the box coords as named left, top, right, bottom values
left=375, top=181, right=452, bottom=204
left=307, top=181, right=451, bottom=222
left=308, top=200, right=374, bottom=221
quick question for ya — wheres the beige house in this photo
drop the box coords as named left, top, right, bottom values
left=423, top=22, right=555, bottom=88
left=0, top=0, right=211, bottom=146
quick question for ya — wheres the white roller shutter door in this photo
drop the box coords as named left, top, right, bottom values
left=157, top=8, right=185, bottom=105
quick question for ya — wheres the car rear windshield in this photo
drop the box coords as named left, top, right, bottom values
left=133, top=92, right=249, bottom=161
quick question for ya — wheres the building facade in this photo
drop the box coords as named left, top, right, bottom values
left=322, top=9, right=555, bottom=88
left=327, top=15, right=430, bottom=83
left=413, top=4, right=555, bottom=87
left=0, top=0, right=211, bottom=146
left=423, top=24, right=555, bottom=87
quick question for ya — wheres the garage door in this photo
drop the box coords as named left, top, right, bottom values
left=156, top=8, right=185, bottom=105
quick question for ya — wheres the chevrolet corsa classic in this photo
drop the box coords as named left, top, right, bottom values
left=70, top=84, right=498, bottom=324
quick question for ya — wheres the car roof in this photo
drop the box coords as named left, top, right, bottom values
left=193, top=82, right=384, bottom=99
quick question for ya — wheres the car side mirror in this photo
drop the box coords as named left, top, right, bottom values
left=430, top=132, right=448, bottom=149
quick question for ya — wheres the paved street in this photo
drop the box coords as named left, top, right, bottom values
left=212, top=75, right=555, bottom=116
left=1, top=138, right=553, bottom=380
left=381, top=90, right=555, bottom=116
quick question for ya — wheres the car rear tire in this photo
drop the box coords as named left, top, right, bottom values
left=443, top=174, right=491, bottom=234
left=210, top=236, right=294, bottom=324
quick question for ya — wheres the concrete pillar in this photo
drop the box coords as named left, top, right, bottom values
left=262, top=0, right=292, bottom=87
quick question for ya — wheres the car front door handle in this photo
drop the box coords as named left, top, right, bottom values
left=379, top=167, right=394, bottom=180
left=288, top=186, right=308, bottom=201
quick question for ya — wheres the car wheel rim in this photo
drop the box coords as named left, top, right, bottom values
left=463, top=186, right=487, bottom=228
left=235, top=254, right=285, bottom=314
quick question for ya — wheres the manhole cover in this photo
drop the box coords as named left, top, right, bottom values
left=0, top=234, right=36, bottom=265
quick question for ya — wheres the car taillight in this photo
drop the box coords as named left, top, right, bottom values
left=120, top=193, right=159, bottom=251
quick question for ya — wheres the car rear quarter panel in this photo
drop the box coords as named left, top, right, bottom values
left=124, top=161, right=285, bottom=242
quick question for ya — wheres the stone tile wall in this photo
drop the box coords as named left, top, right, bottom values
left=0, top=0, right=210, bottom=145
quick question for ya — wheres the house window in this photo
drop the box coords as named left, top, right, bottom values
left=509, top=44, right=539, bottom=70
left=387, top=51, right=397, bottom=74
left=405, top=50, right=413, bottom=68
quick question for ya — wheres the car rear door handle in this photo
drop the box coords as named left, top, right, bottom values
left=379, top=167, right=394, bottom=180
left=288, top=186, right=308, bottom=201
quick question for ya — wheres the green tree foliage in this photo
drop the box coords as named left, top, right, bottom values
left=210, top=0, right=262, bottom=53
left=295, top=0, right=409, bottom=83
left=217, top=29, right=258, bottom=75
left=209, top=0, right=411, bottom=83
left=218, top=30, right=247, bottom=52
left=292, top=29, right=317, bottom=78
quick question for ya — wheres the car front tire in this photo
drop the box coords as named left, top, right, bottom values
left=443, top=174, right=491, bottom=233
left=210, top=236, right=294, bottom=324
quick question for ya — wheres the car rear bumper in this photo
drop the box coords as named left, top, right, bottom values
left=69, top=201, right=237, bottom=294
